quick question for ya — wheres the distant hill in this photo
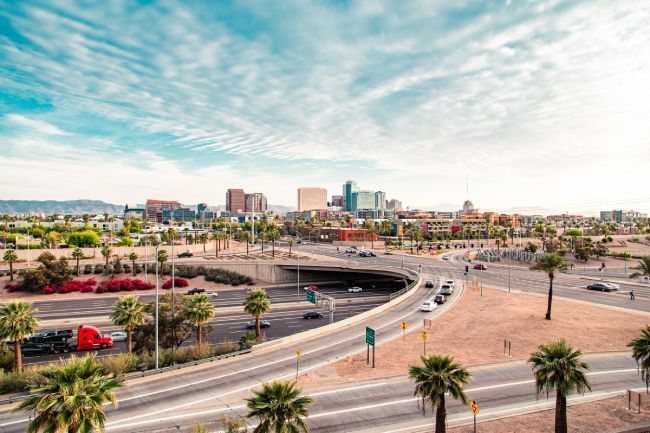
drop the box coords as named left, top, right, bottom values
left=0, top=200, right=124, bottom=215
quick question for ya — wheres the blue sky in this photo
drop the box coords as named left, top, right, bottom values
left=1, top=0, right=649, bottom=213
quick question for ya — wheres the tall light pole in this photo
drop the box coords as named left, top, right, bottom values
left=154, top=244, right=161, bottom=370
left=144, top=239, right=148, bottom=283
left=296, top=237, right=301, bottom=303
left=26, top=227, right=30, bottom=270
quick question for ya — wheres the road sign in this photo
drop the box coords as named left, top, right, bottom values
left=296, top=348, right=301, bottom=359
left=470, top=400, right=479, bottom=416
left=306, top=289, right=316, bottom=304
left=400, top=321, right=407, bottom=330
left=365, top=327, right=375, bottom=346
left=421, top=331, right=428, bottom=341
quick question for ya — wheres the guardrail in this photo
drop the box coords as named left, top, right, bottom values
left=389, top=269, right=421, bottom=301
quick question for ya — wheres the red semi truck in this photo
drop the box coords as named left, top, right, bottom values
left=68, top=325, right=114, bottom=351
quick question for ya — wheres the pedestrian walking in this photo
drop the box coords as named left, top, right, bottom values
left=630, top=290, right=635, bottom=301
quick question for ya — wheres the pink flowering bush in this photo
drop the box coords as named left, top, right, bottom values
left=162, top=277, right=189, bottom=289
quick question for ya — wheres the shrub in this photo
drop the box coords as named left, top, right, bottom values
left=94, top=265, right=104, bottom=274
left=0, top=350, right=15, bottom=372
left=134, top=264, right=143, bottom=274
left=97, top=353, right=138, bottom=376
left=97, top=278, right=154, bottom=293
left=122, top=264, right=131, bottom=274
left=57, top=279, right=97, bottom=294
left=162, top=277, right=189, bottom=289
left=0, top=366, right=47, bottom=394
left=42, top=286, right=56, bottom=295
left=83, top=264, right=93, bottom=274
left=214, top=340, right=239, bottom=355
left=4, top=283, right=22, bottom=293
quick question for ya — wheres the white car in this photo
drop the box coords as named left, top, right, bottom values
left=109, top=331, right=127, bottom=342
left=442, top=255, right=450, bottom=260
left=440, top=284, right=454, bottom=295
left=347, top=286, right=363, bottom=293
left=205, top=291, right=219, bottom=298
left=420, top=301, right=438, bottom=312
left=444, top=280, right=456, bottom=288
left=604, top=283, right=620, bottom=290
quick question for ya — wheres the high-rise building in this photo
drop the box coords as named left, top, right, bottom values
left=226, top=189, right=245, bottom=214
left=342, top=180, right=359, bottom=212
left=375, top=191, right=386, bottom=210
left=245, top=193, right=268, bottom=213
left=351, top=190, right=375, bottom=211
left=386, top=199, right=402, bottom=211
left=331, top=195, right=344, bottom=208
left=297, top=187, right=327, bottom=212
left=145, top=199, right=182, bottom=223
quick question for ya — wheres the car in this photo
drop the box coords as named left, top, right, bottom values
left=303, top=311, right=323, bottom=319
left=186, top=288, right=206, bottom=295
left=247, top=320, right=270, bottom=329
left=346, top=246, right=357, bottom=253
left=359, top=251, right=376, bottom=257
left=178, top=251, right=193, bottom=258
left=587, top=283, right=618, bottom=292
left=384, top=250, right=393, bottom=255
left=442, top=255, right=450, bottom=260
left=347, top=286, right=363, bottom=293
left=205, top=291, right=219, bottom=298
left=20, top=341, right=53, bottom=357
left=425, top=280, right=435, bottom=288
left=303, top=285, right=319, bottom=291
left=440, top=284, right=453, bottom=295
left=444, top=280, right=456, bottom=288
left=109, top=331, right=127, bottom=342
left=420, top=300, right=438, bottom=312
left=604, top=283, right=620, bottom=290
left=473, top=264, right=487, bottom=270
left=434, top=293, right=446, bottom=304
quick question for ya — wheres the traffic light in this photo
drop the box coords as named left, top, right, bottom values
left=465, top=265, right=469, bottom=274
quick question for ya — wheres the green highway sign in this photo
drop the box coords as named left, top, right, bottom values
left=306, top=289, right=316, bottom=304
left=365, top=326, right=375, bottom=346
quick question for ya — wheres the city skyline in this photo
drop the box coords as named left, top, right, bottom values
left=1, top=1, right=649, bottom=213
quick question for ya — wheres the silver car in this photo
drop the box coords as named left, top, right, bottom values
left=109, top=331, right=127, bottom=342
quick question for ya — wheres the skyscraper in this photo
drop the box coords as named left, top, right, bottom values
left=331, top=195, right=344, bottom=208
left=351, top=190, right=375, bottom=211
left=226, top=189, right=245, bottom=214
left=342, top=180, right=358, bottom=212
left=297, top=187, right=327, bottom=212
left=375, top=191, right=386, bottom=210
left=245, top=193, right=268, bottom=213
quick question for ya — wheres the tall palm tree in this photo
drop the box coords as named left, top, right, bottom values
left=628, top=325, right=650, bottom=391
left=186, top=293, right=215, bottom=347
left=630, top=256, right=650, bottom=280
left=244, top=289, right=271, bottom=338
left=100, top=244, right=112, bottom=275
left=157, top=249, right=169, bottom=275
left=109, top=296, right=147, bottom=354
left=3, top=247, right=18, bottom=282
left=269, top=229, right=281, bottom=258
left=128, top=251, right=138, bottom=276
left=199, top=233, right=209, bottom=253
left=71, top=247, right=83, bottom=276
left=530, top=253, right=566, bottom=320
left=246, top=381, right=313, bottom=433
left=0, top=301, right=39, bottom=371
left=287, top=238, right=295, bottom=258
left=15, top=355, right=123, bottom=433
left=243, top=231, right=252, bottom=255
left=259, top=230, right=266, bottom=254
left=212, top=232, right=221, bottom=258
left=408, top=354, right=471, bottom=433
left=528, top=339, right=591, bottom=433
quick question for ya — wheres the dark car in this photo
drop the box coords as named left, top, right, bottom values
left=587, top=283, right=617, bottom=292
left=359, top=251, right=376, bottom=257
left=20, top=341, right=53, bottom=357
left=186, top=288, right=205, bottom=295
left=247, top=320, right=270, bottom=329
left=303, top=311, right=323, bottom=319
left=178, top=251, right=193, bottom=258
left=434, top=293, right=446, bottom=304
left=32, top=329, right=73, bottom=343
left=425, top=280, right=434, bottom=288
left=473, top=264, right=487, bottom=270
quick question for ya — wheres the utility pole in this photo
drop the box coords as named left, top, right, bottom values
left=296, top=238, right=301, bottom=303
left=154, top=244, right=161, bottom=370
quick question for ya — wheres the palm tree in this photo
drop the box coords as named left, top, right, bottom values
left=3, top=247, right=18, bottom=282
left=628, top=325, right=650, bottom=391
left=287, top=238, right=295, bottom=258
left=100, top=244, right=112, bottom=275
left=128, top=251, right=138, bottom=276
left=186, top=293, right=215, bottom=347
left=199, top=233, right=209, bottom=253
left=243, top=231, right=252, bottom=255
left=15, top=355, right=123, bottom=433
left=71, top=247, right=83, bottom=276
left=259, top=230, right=266, bottom=254
left=244, top=289, right=271, bottom=338
left=212, top=232, right=221, bottom=258
left=409, top=354, right=471, bottom=433
left=269, top=229, right=281, bottom=258
left=157, top=249, right=168, bottom=275
left=246, top=381, right=313, bottom=433
left=0, top=301, right=39, bottom=371
left=528, top=339, right=591, bottom=433
left=109, top=296, right=147, bottom=354
left=630, top=256, right=650, bottom=280
left=530, top=253, right=566, bottom=320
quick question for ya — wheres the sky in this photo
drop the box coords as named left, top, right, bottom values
left=1, top=0, right=649, bottom=214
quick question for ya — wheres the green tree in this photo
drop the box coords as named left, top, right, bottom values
left=110, top=296, right=147, bottom=354
left=528, top=339, right=591, bottom=433
left=15, top=355, right=123, bottom=433
left=118, top=236, right=133, bottom=247
left=628, top=325, right=650, bottom=391
left=244, top=289, right=271, bottom=338
left=287, top=238, right=295, bottom=258
left=71, top=247, right=84, bottom=276
left=630, top=256, right=650, bottom=279
left=128, top=251, right=138, bottom=276
left=408, top=354, right=471, bottom=433
left=530, top=253, right=566, bottom=320
left=246, top=381, right=313, bottom=433
left=0, top=301, right=39, bottom=371
left=242, top=231, right=252, bottom=255
left=3, top=247, right=18, bottom=282
left=185, top=293, right=215, bottom=347
left=67, top=231, right=100, bottom=247
left=269, top=229, right=281, bottom=258
left=157, top=249, right=169, bottom=275
left=132, top=293, right=194, bottom=352
left=101, top=244, right=112, bottom=275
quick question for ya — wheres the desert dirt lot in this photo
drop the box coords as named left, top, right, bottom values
left=448, top=395, right=650, bottom=433
left=298, top=286, right=648, bottom=384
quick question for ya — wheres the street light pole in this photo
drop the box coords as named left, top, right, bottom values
left=26, top=227, right=30, bottom=270
left=296, top=237, right=301, bottom=303
left=154, top=244, right=161, bottom=370
left=144, top=239, right=148, bottom=283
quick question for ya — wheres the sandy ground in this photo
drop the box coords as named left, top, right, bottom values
left=298, top=286, right=648, bottom=386
left=448, top=394, right=650, bottom=433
